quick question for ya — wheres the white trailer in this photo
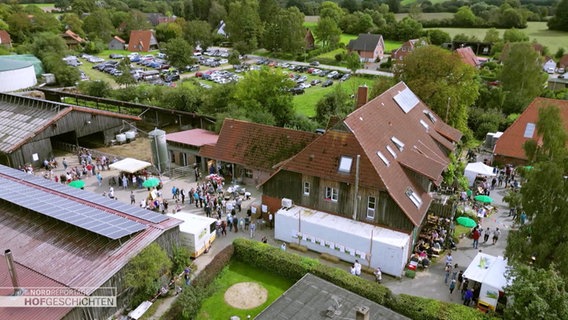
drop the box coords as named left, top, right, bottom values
left=463, top=253, right=510, bottom=312
left=167, top=211, right=217, bottom=258
left=275, top=206, right=411, bottom=277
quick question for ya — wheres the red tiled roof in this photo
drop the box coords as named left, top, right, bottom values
left=113, top=35, right=126, bottom=44
left=199, top=119, right=318, bottom=171
left=128, top=30, right=156, bottom=52
left=274, top=82, right=461, bottom=226
left=0, top=30, right=11, bottom=45
left=494, top=97, right=568, bottom=161
left=166, top=129, right=218, bottom=147
left=0, top=258, right=72, bottom=320
left=455, top=47, right=479, bottom=67
left=62, top=29, right=84, bottom=43
left=559, top=54, right=568, bottom=68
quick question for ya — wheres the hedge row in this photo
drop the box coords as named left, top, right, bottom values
left=232, top=238, right=496, bottom=320
left=162, top=245, right=234, bottom=320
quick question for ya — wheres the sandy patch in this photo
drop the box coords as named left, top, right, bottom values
left=224, top=282, right=268, bottom=309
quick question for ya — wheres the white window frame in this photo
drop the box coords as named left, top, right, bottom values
left=325, top=187, right=338, bottom=202
left=367, top=196, right=376, bottom=219
left=303, top=181, right=310, bottom=196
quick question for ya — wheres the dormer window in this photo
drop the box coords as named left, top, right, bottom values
left=406, top=187, right=422, bottom=208
left=338, top=156, right=353, bottom=173
left=423, top=110, right=437, bottom=123
left=391, top=136, right=405, bottom=151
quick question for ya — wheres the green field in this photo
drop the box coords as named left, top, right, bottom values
left=395, top=12, right=454, bottom=21
left=293, top=75, right=374, bottom=117
left=401, top=0, right=449, bottom=6
left=426, top=21, right=568, bottom=53
left=197, top=260, right=293, bottom=319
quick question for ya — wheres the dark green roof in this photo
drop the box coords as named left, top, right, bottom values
left=0, top=54, right=43, bottom=75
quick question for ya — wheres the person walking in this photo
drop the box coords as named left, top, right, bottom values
left=249, top=220, right=256, bottom=238
left=374, top=267, right=382, bottom=283
left=483, top=227, right=491, bottom=243
left=130, top=191, right=135, bottom=205
left=451, top=264, right=459, bottom=281
left=354, top=260, right=362, bottom=277
left=472, top=227, right=480, bottom=249
left=463, top=288, right=473, bottom=306
left=444, top=264, right=453, bottom=284
left=449, top=279, right=457, bottom=294
left=492, top=228, right=501, bottom=245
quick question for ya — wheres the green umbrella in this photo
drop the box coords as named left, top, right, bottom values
left=142, top=177, right=161, bottom=188
left=474, top=195, right=493, bottom=203
left=68, top=180, right=85, bottom=189
left=466, top=189, right=472, bottom=197
left=456, top=216, right=477, bottom=228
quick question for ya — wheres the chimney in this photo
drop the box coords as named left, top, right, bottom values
left=356, top=85, right=368, bottom=109
left=5, top=249, right=22, bottom=296
left=355, top=305, right=370, bottom=320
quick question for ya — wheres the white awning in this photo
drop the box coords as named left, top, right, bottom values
left=109, top=158, right=152, bottom=173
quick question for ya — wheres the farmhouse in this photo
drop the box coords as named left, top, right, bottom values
left=262, top=82, right=462, bottom=276
left=455, top=46, right=481, bottom=68
left=493, top=97, right=568, bottom=165
left=0, top=92, right=141, bottom=169
left=347, top=33, right=385, bottom=62
left=61, top=30, right=85, bottom=49
left=108, top=35, right=126, bottom=50
left=391, top=39, right=426, bottom=61
left=166, top=128, right=219, bottom=172
left=128, top=30, right=158, bottom=52
left=199, top=119, right=318, bottom=186
left=0, top=164, right=182, bottom=320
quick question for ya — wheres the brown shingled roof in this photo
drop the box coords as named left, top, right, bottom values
left=273, top=82, right=461, bottom=226
left=494, top=97, right=568, bottom=161
left=455, top=47, right=479, bottom=67
left=199, top=119, right=318, bottom=171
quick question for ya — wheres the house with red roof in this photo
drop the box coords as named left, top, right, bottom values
left=493, top=97, right=568, bottom=165
left=305, top=28, right=315, bottom=50
left=455, top=46, right=480, bottom=68
left=61, top=29, right=85, bottom=49
left=558, top=54, right=568, bottom=69
left=128, top=30, right=158, bottom=52
left=0, top=30, right=12, bottom=48
left=391, top=39, right=426, bottom=62
left=166, top=128, right=219, bottom=171
left=199, top=119, right=319, bottom=186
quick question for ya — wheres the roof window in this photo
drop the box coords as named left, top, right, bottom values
left=338, top=156, right=353, bottom=173
left=405, top=187, right=423, bottom=208
left=391, top=136, right=405, bottom=151
left=386, top=145, right=397, bottom=158
left=423, top=110, right=437, bottom=123
left=377, top=151, right=389, bottom=166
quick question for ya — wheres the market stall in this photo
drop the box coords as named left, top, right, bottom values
left=464, top=162, right=496, bottom=187
left=463, top=252, right=510, bottom=312
left=109, top=158, right=152, bottom=174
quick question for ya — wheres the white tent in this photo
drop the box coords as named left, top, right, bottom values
left=463, top=253, right=510, bottom=311
left=109, top=158, right=152, bottom=173
left=464, top=162, right=496, bottom=186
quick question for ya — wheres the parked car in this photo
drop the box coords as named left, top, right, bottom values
left=298, top=82, right=311, bottom=89
left=319, top=70, right=330, bottom=77
left=327, top=71, right=339, bottom=79
left=557, top=68, right=566, bottom=74
left=322, top=79, right=333, bottom=87
left=310, top=60, right=320, bottom=66
left=109, top=53, right=124, bottom=59
left=164, top=74, right=180, bottom=82
left=289, top=87, right=305, bottom=95
left=546, top=67, right=555, bottom=74
left=310, top=79, right=321, bottom=86
left=559, top=74, right=566, bottom=79
left=340, top=73, right=351, bottom=81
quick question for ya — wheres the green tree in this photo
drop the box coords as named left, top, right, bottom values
left=315, top=84, right=353, bottom=125
left=395, top=17, right=423, bottom=41
left=162, top=38, right=194, bottom=70
left=426, top=29, right=451, bottom=45
left=502, top=8, right=527, bottom=28
left=115, top=59, right=137, bottom=87
left=259, top=0, right=280, bottom=23
left=263, top=7, right=305, bottom=55
left=78, top=79, right=112, bottom=97
left=483, top=28, right=501, bottom=43
left=61, top=13, right=85, bottom=37
left=225, top=0, right=262, bottom=53
left=228, top=49, right=240, bottom=66
left=184, top=20, right=213, bottom=50
left=43, top=53, right=81, bottom=86
left=345, top=52, right=361, bottom=73
left=555, top=47, right=566, bottom=59
left=314, top=17, right=341, bottom=48
left=499, top=42, right=547, bottom=114
left=83, top=9, right=114, bottom=42
left=29, top=32, right=68, bottom=60
left=159, top=86, right=203, bottom=112
left=503, top=28, right=529, bottom=42
left=369, top=76, right=396, bottom=99
left=504, top=264, right=568, bottom=319
left=124, top=243, right=172, bottom=307
left=395, top=45, right=479, bottom=134
left=548, top=0, right=568, bottom=31
left=319, top=1, right=345, bottom=24
left=454, top=6, right=477, bottom=27
left=207, top=0, right=226, bottom=28
left=156, top=22, right=184, bottom=43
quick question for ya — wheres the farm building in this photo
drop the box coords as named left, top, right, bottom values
left=262, top=82, right=462, bottom=276
left=0, top=30, right=12, bottom=48
left=0, top=92, right=141, bottom=169
left=61, top=30, right=85, bottom=49
left=166, top=128, right=218, bottom=172
left=391, top=39, right=426, bottom=61
left=0, top=164, right=182, bottom=320
left=128, top=30, right=158, bottom=52
left=108, top=36, right=126, bottom=50
left=347, top=34, right=385, bottom=62
left=199, top=119, right=318, bottom=185
left=0, top=58, right=37, bottom=92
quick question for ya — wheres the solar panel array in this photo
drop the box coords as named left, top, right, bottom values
left=0, top=166, right=149, bottom=240
left=0, top=165, right=167, bottom=224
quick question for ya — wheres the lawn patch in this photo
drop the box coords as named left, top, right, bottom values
left=196, top=260, right=293, bottom=320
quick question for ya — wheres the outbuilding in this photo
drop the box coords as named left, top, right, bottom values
left=275, top=205, right=412, bottom=277
left=464, top=162, right=496, bottom=187
left=166, top=211, right=217, bottom=258
left=0, top=57, right=37, bottom=92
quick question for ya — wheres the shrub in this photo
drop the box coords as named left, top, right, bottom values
left=192, top=244, right=234, bottom=288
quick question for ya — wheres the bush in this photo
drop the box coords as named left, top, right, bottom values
left=192, top=244, right=234, bottom=288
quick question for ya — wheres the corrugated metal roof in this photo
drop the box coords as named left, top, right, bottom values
left=166, top=128, right=218, bottom=147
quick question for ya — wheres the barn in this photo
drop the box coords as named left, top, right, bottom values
left=0, top=57, right=37, bottom=93
left=0, top=164, right=182, bottom=320
left=0, top=92, right=141, bottom=169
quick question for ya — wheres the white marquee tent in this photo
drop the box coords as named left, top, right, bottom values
left=464, top=162, right=496, bottom=186
left=463, top=252, right=510, bottom=311
left=109, top=158, right=152, bottom=173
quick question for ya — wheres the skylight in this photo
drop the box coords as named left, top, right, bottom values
left=406, top=187, right=423, bottom=208
left=338, top=156, right=353, bottom=173
left=394, top=88, right=419, bottom=113
left=420, top=119, right=429, bottom=131
left=524, top=122, right=536, bottom=138
left=377, top=151, right=389, bottom=166
left=386, top=145, right=397, bottom=158
left=423, top=110, right=437, bottom=123
left=391, top=136, right=405, bottom=151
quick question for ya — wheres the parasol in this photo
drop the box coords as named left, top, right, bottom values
left=68, top=180, right=85, bottom=189
left=456, top=216, right=477, bottom=228
left=142, top=177, right=161, bottom=188
left=474, top=195, right=493, bottom=203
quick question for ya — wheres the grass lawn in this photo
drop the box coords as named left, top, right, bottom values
left=293, top=75, right=375, bottom=117
left=78, top=61, right=117, bottom=84
left=24, top=3, right=55, bottom=9
left=425, top=21, right=568, bottom=53
left=196, top=260, right=293, bottom=320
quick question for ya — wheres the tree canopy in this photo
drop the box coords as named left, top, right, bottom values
left=395, top=45, right=479, bottom=135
